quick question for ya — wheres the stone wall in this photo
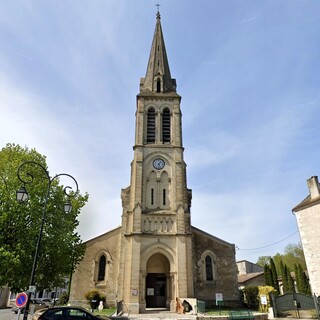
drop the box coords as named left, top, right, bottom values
left=70, top=227, right=122, bottom=307
left=293, top=176, right=320, bottom=296
left=192, top=227, right=239, bottom=302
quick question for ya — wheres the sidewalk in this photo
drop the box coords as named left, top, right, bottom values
left=115, top=310, right=197, bottom=320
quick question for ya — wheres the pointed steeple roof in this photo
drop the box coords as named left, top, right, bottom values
left=140, top=11, right=177, bottom=94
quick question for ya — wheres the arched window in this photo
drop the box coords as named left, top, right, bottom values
left=200, top=251, right=216, bottom=282
left=146, top=171, right=157, bottom=209
left=156, top=78, right=161, bottom=93
left=162, top=108, right=170, bottom=143
left=205, top=255, right=214, bottom=281
left=147, top=108, right=156, bottom=143
left=98, top=255, right=106, bottom=281
left=160, top=171, right=170, bottom=209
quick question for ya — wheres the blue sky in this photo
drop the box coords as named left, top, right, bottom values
left=1, top=1, right=319, bottom=263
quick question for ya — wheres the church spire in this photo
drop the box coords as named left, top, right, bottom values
left=140, top=10, right=176, bottom=93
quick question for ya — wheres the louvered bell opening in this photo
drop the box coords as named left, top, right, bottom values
left=147, top=108, right=156, bottom=143
left=162, top=108, right=170, bottom=143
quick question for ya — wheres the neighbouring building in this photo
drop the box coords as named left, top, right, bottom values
left=292, top=176, right=320, bottom=296
left=237, top=260, right=264, bottom=275
left=237, top=260, right=265, bottom=289
left=70, top=11, right=239, bottom=313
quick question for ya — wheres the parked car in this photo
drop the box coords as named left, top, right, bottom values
left=38, top=298, right=54, bottom=306
left=32, top=308, right=48, bottom=320
left=11, top=298, right=50, bottom=314
left=37, top=306, right=110, bottom=319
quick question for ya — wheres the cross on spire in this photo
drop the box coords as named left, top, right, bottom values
left=155, top=3, right=161, bottom=19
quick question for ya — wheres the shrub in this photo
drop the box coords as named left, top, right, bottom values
left=258, top=286, right=276, bottom=312
left=58, top=291, right=69, bottom=305
left=84, top=289, right=106, bottom=310
left=242, top=286, right=259, bottom=310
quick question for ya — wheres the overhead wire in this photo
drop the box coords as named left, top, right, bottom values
left=236, top=231, right=299, bottom=251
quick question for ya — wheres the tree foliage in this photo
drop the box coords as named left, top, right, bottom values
left=242, top=286, right=259, bottom=310
left=295, top=264, right=311, bottom=295
left=270, top=258, right=280, bottom=294
left=256, top=256, right=272, bottom=267
left=264, top=264, right=273, bottom=287
left=257, top=243, right=307, bottom=273
left=85, top=289, right=106, bottom=309
left=287, top=265, right=295, bottom=293
left=0, top=143, right=88, bottom=292
left=280, top=261, right=288, bottom=293
left=257, top=243, right=312, bottom=296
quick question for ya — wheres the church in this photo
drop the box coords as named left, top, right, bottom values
left=70, top=12, right=239, bottom=314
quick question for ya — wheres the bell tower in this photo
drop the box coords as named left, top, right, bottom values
left=119, top=11, right=194, bottom=313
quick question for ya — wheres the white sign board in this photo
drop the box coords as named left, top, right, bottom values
left=216, top=293, right=223, bottom=305
left=147, top=288, right=154, bottom=296
left=215, top=293, right=223, bottom=301
left=260, top=294, right=267, bottom=305
left=29, top=286, right=36, bottom=293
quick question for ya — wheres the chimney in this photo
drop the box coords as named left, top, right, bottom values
left=307, top=176, right=320, bottom=199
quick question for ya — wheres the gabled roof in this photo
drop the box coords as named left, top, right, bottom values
left=191, top=225, right=235, bottom=247
left=292, top=176, right=320, bottom=212
left=292, top=194, right=320, bottom=212
left=84, top=226, right=122, bottom=244
left=238, top=272, right=264, bottom=284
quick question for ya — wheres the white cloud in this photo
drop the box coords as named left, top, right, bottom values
left=1, top=1, right=319, bottom=264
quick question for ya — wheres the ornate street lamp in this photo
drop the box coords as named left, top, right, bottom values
left=16, top=185, right=29, bottom=203
left=16, top=161, right=79, bottom=320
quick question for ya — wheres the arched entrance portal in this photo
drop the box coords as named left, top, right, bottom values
left=145, top=253, right=170, bottom=308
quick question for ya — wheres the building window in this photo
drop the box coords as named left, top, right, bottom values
left=151, top=188, right=154, bottom=205
left=98, top=255, right=106, bottom=281
left=162, top=108, right=170, bottom=143
left=147, top=108, right=156, bottom=143
left=205, top=255, right=213, bottom=281
left=159, top=171, right=170, bottom=209
left=156, top=78, right=161, bottom=93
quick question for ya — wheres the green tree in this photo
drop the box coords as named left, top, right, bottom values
left=297, top=264, right=311, bottom=295
left=283, top=243, right=306, bottom=270
left=270, top=258, right=280, bottom=294
left=272, top=243, right=307, bottom=274
left=0, top=143, right=88, bottom=292
left=256, top=256, right=271, bottom=267
left=280, top=261, right=288, bottom=293
left=242, top=286, right=259, bottom=310
left=286, top=265, right=295, bottom=293
left=264, top=264, right=273, bottom=287
left=294, top=264, right=301, bottom=292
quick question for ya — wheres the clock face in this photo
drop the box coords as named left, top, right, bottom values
left=153, top=158, right=165, bottom=170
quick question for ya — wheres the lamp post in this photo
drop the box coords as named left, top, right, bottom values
left=16, top=161, right=79, bottom=320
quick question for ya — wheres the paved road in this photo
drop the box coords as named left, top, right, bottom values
left=0, top=308, right=32, bottom=320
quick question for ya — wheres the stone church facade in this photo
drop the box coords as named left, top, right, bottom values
left=70, top=12, right=239, bottom=313
left=292, top=176, right=320, bottom=296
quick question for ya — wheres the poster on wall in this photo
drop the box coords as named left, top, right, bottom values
left=147, top=288, right=154, bottom=296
